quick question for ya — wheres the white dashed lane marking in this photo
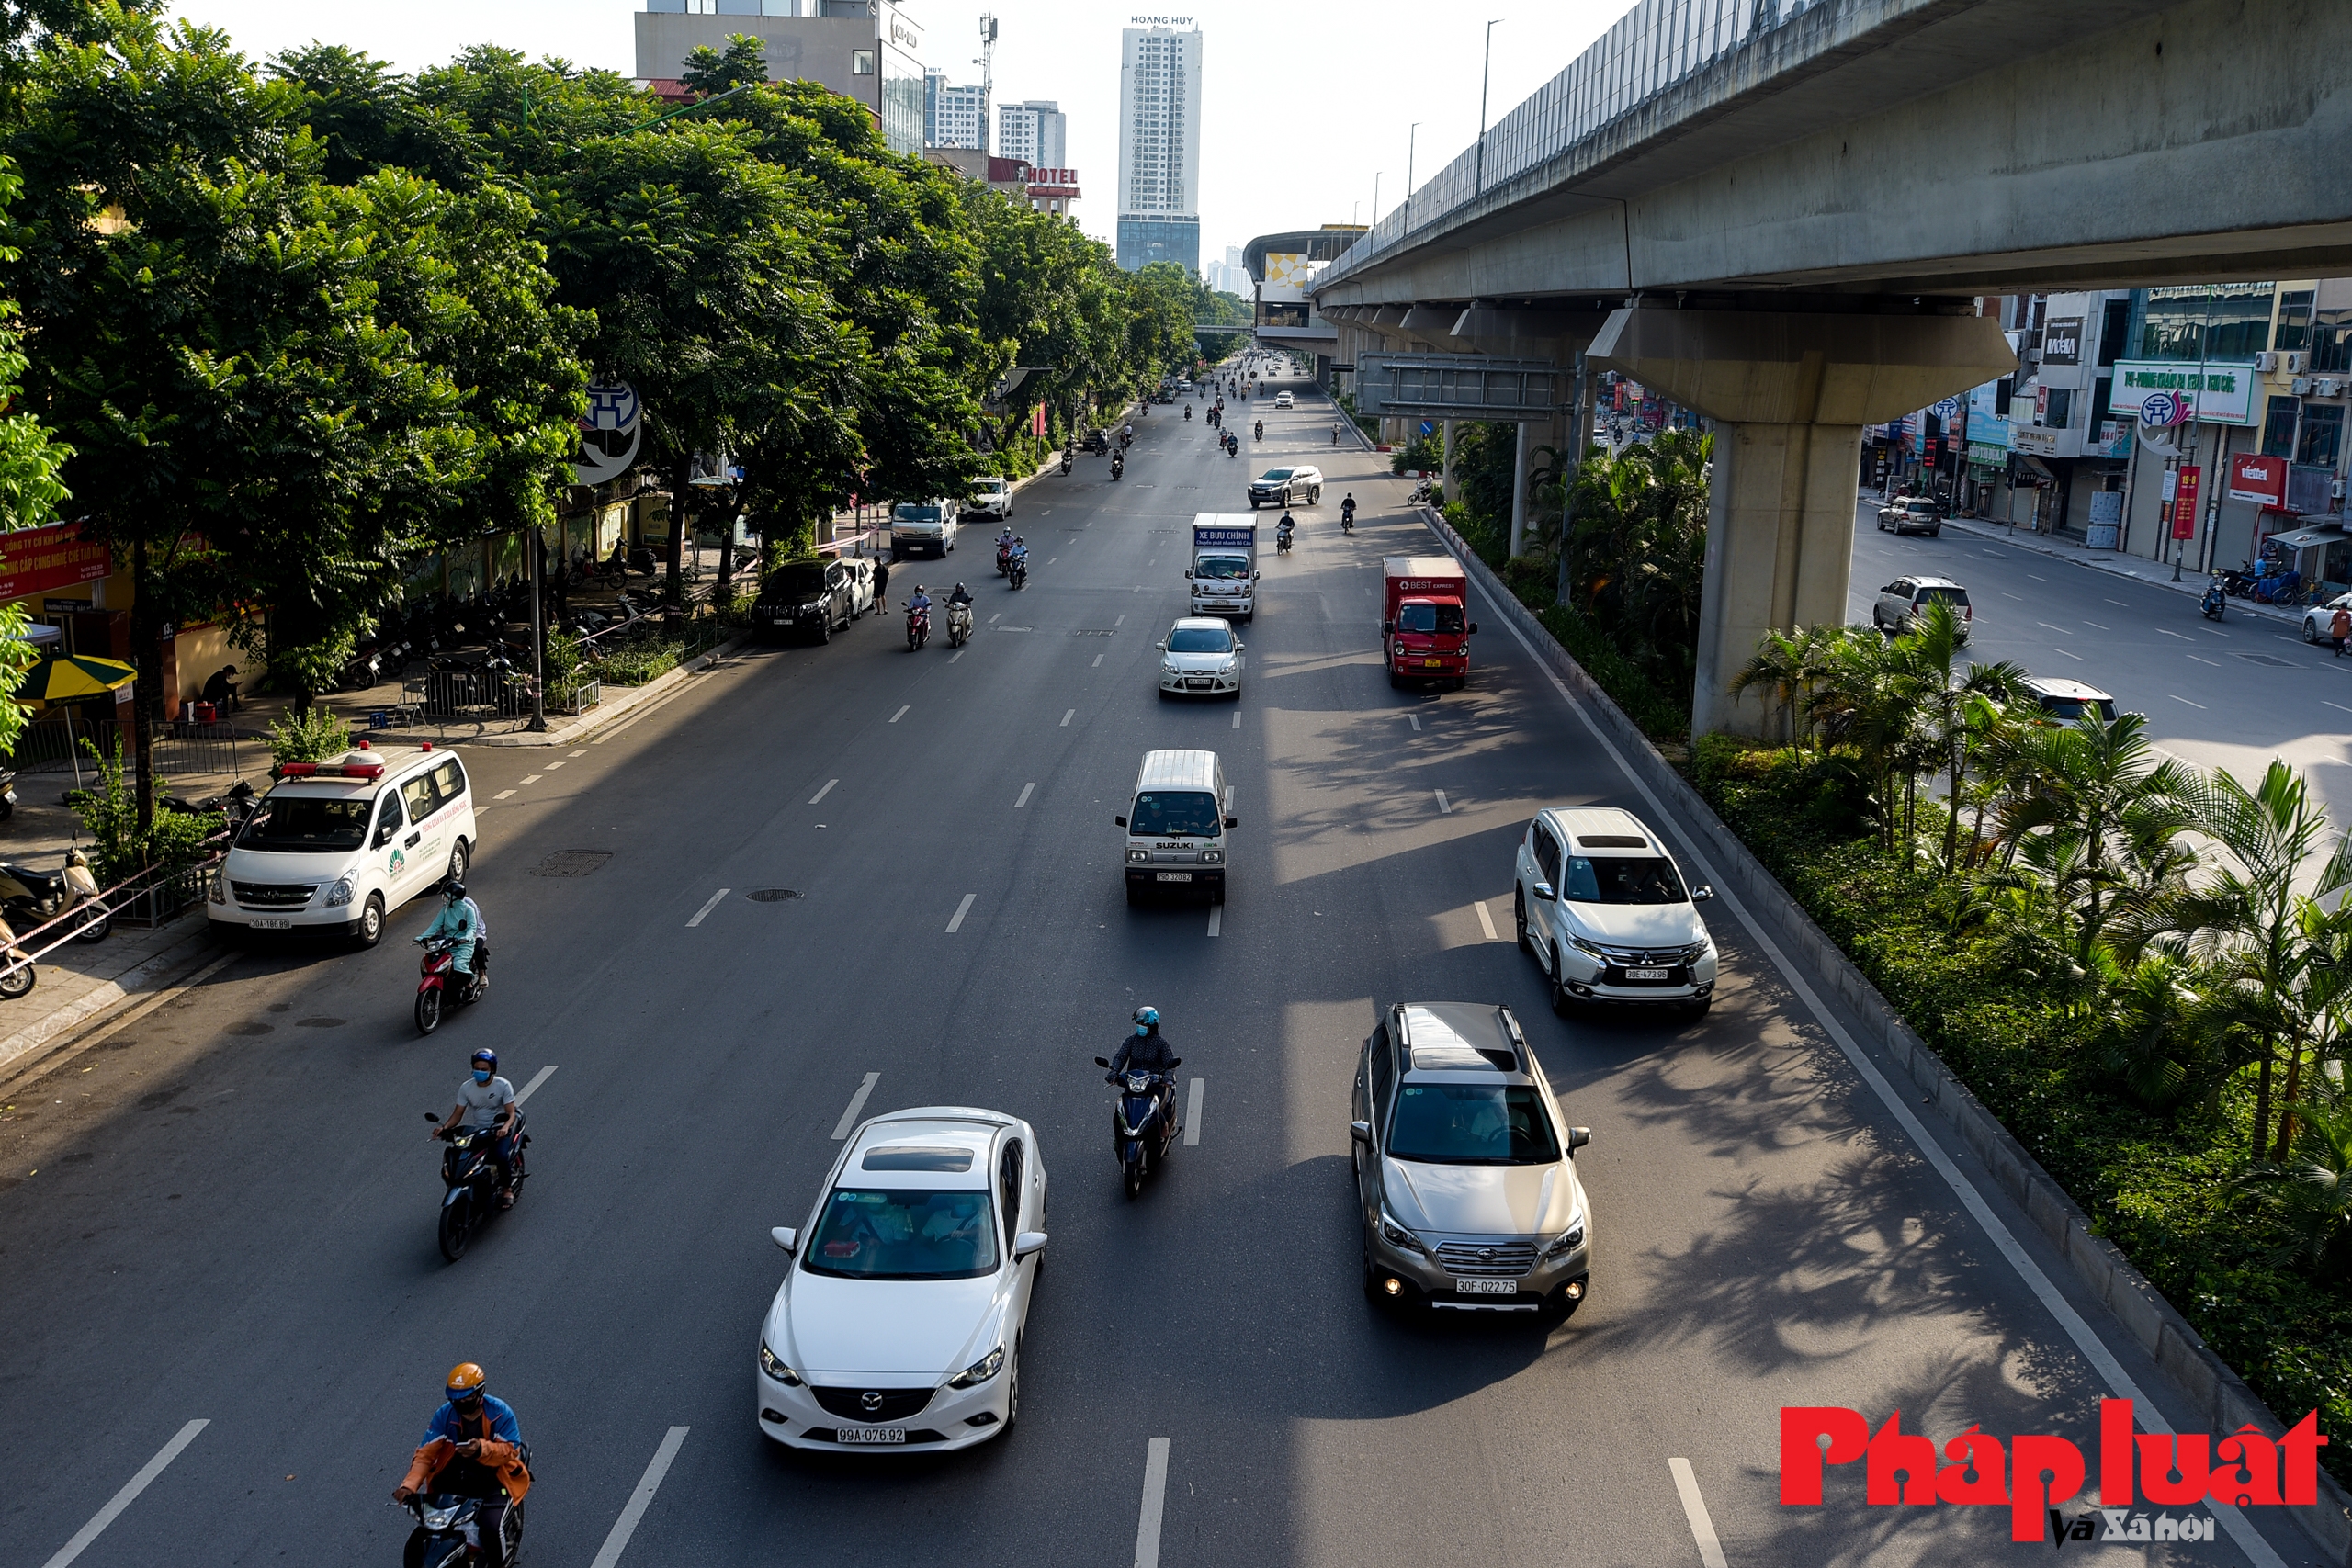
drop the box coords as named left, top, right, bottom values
left=686, top=889, right=729, bottom=928
left=831, top=1074, right=880, bottom=1140
left=946, top=893, right=977, bottom=932
left=809, top=779, right=838, bottom=805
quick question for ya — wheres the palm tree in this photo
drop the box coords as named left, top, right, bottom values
left=2235, top=1098, right=2352, bottom=1273
left=1996, top=710, right=2193, bottom=960
left=1887, top=600, right=2026, bottom=873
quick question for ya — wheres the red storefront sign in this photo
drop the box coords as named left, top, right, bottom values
left=0, top=520, right=111, bottom=601
left=2227, top=453, right=2289, bottom=507
left=2170, top=466, right=2202, bottom=541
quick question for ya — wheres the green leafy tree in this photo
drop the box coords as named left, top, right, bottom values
left=679, top=34, right=768, bottom=98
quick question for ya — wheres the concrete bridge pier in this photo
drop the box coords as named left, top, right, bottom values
left=1587, top=307, right=2015, bottom=741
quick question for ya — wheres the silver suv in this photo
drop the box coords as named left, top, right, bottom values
left=1351, top=1001, right=1592, bottom=1317
left=1513, top=807, right=1718, bottom=1016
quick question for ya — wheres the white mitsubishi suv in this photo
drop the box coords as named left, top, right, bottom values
left=1511, top=807, right=1718, bottom=1017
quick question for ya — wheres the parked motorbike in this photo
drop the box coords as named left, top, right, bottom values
left=2202, top=579, right=2227, bottom=621
left=414, top=935, right=489, bottom=1035
left=0, top=766, right=16, bottom=821
left=1009, top=555, right=1029, bottom=591
left=1093, top=1056, right=1182, bottom=1200
left=423, top=1104, right=526, bottom=1262
left=0, top=846, right=109, bottom=944
left=905, top=601, right=931, bottom=651
left=402, top=1492, right=525, bottom=1568
left=946, top=600, right=974, bottom=647
left=0, top=919, right=33, bottom=1000
left=159, top=778, right=257, bottom=835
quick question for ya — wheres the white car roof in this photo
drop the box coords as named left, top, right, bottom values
left=841, top=1110, right=1011, bottom=1188
left=2021, top=675, right=2112, bottom=701
left=1171, top=616, right=1232, bottom=633
left=1135, top=749, right=1221, bottom=793
left=1540, top=806, right=1662, bottom=857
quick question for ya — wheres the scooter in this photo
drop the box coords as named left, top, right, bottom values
left=2201, top=579, right=2227, bottom=621
left=0, top=766, right=16, bottom=821
left=423, top=1103, right=526, bottom=1263
left=0, top=846, right=109, bottom=943
left=0, top=918, right=34, bottom=999
left=1059, top=450, right=1074, bottom=475
left=996, top=538, right=1015, bottom=576
left=1253, top=422, right=1262, bottom=441
left=1276, top=525, right=1294, bottom=554
left=413, top=935, right=488, bottom=1035
left=1111, top=454, right=1125, bottom=481
left=946, top=600, right=974, bottom=646
left=1184, top=406, right=1193, bottom=421
left=905, top=601, right=931, bottom=651
left=1408, top=479, right=1435, bottom=505
left=1092, top=1056, right=1182, bottom=1200
left=402, top=1492, right=525, bottom=1568
left=1009, top=555, right=1029, bottom=591
left=1340, top=507, right=1354, bottom=535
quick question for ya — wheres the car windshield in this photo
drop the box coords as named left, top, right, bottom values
left=765, top=565, right=829, bottom=598
left=1195, top=555, right=1250, bottom=581
left=1917, top=586, right=1971, bottom=607
left=1258, top=468, right=1293, bottom=482
left=1385, top=1083, right=1562, bottom=1166
left=2041, top=695, right=2119, bottom=721
left=1395, top=604, right=1465, bottom=634
left=238, top=793, right=370, bottom=852
left=801, top=1188, right=1000, bottom=1280
left=1129, top=790, right=1221, bottom=838
left=1560, top=855, right=1688, bottom=903
left=1168, top=626, right=1233, bottom=653
left=893, top=503, right=942, bottom=523
left=1905, top=501, right=1937, bottom=514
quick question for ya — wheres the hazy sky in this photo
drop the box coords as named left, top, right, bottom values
left=166, top=0, right=1628, bottom=267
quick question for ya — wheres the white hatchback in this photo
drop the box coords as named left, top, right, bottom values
left=1156, top=617, right=1243, bottom=699
left=756, top=1108, right=1047, bottom=1451
left=1512, top=806, right=1719, bottom=1016
left=209, top=745, right=477, bottom=947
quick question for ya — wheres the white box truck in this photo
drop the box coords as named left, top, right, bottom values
left=1188, top=515, right=1260, bottom=621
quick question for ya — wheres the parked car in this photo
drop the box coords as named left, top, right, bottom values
left=753, top=558, right=860, bottom=644
left=2301, top=592, right=2352, bottom=644
left=969, top=477, right=1012, bottom=521
left=1247, top=465, right=1323, bottom=508
left=1872, top=575, right=1973, bottom=641
left=1876, top=496, right=1943, bottom=536
left=1352, top=1000, right=1592, bottom=1316
left=1155, top=617, right=1244, bottom=700
left=2018, top=675, right=2118, bottom=722
left=755, top=1107, right=1047, bottom=1451
left=891, top=500, right=960, bottom=558
left=1512, top=807, right=1718, bottom=1016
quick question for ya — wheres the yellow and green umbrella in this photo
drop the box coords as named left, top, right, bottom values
left=18, top=652, right=137, bottom=703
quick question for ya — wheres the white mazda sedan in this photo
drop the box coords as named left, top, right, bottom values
left=756, top=1108, right=1047, bottom=1451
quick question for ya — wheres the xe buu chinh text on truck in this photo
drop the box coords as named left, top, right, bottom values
left=1187, top=516, right=1259, bottom=622
left=1382, top=555, right=1476, bottom=690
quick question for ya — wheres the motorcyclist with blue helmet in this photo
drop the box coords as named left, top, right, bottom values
left=435, top=1048, right=522, bottom=1208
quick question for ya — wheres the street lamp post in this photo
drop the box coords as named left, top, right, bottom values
left=1475, top=20, right=1501, bottom=196
left=1405, top=122, right=1419, bottom=233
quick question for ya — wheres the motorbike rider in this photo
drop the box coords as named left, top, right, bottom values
left=416, top=879, right=486, bottom=987
left=947, top=581, right=975, bottom=610
left=907, top=583, right=933, bottom=621
left=1340, top=492, right=1357, bottom=524
left=1277, top=509, right=1296, bottom=540
left=1107, top=1005, right=1180, bottom=1129
left=394, top=1362, right=531, bottom=1566
left=434, top=1047, right=522, bottom=1206
left=1253, top=420, right=1262, bottom=441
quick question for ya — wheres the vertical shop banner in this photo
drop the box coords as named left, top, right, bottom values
left=0, top=519, right=111, bottom=600
left=2171, top=466, right=2202, bottom=541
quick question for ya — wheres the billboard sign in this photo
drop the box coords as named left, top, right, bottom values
left=0, top=520, right=111, bottom=602
left=2040, top=317, right=2084, bottom=367
left=1260, top=252, right=1316, bottom=303
left=2227, top=453, right=2289, bottom=507
left=2109, top=361, right=2256, bottom=425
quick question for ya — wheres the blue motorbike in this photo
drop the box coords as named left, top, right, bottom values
left=1094, top=1058, right=1182, bottom=1200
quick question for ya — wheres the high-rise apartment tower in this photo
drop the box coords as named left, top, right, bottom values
left=1115, top=22, right=1201, bottom=274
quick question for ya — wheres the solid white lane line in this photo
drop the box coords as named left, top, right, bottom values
left=889, top=705, right=910, bottom=723
left=1060, top=708, right=1075, bottom=727
left=40, top=1418, right=209, bottom=1568
left=808, top=778, right=839, bottom=805
left=1668, top=1460, right=1728, bottom=1568
left=686, top=889, right=729, bottom=928
left=946, top=893, right=977, bottom=932
left=1184, top=1077, right=1204, bottom=1146
left=1093, top=653, right=1104, bottom=667
left=513, top=1066, right=558, bottom=1106
left=1206, top=906, right=1221, bottom=937
left=1434, top=789, right=1452, bottom=815
left=1475, top=577, right=2290, bottom=1568
left=832, top=1073, right=880, bottom=1140
left=586, top=1426, right=690, bottom=1568
left=493, top=790, right=515, bottom=801
left=1014, top=783, right=1035, bottom=808
left=1133, top=1438, right=1171, bottom=1568
left=1475, top=900, right=1498, bottom=941
left=1408, top=713, right=1421, bottom=731
left=2169, top=694, right=2207, bottom=708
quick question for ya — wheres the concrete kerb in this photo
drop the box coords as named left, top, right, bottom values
left=1420, top=504, right=2352, bottom=1565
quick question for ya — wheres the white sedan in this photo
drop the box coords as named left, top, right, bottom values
left=756, top=1108, right=1047, bottom=1451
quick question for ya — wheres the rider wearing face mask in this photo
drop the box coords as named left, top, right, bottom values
left=1107, top=1005, right=1177, bottom=1078
left=435, top=1048, right=523, bottom=1207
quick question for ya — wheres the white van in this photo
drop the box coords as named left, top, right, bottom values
left=209, top=744, right=478, bottom=947
left=1114, top=750, right=1234, bottom=905
left=891, top=499, right=960, bottom=558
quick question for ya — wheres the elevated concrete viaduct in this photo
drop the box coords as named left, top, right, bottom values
left=1309, top=0, right=2352, bottom=738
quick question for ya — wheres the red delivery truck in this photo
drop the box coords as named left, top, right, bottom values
left=1382, top=555, right=1477, bottom=689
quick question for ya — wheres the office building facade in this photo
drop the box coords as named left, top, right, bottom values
left=636, top=0, right=927, bottom=155
left=998, top=100, right=1066, bottom=168
left=1115, top=22, right=1201, bottom=273
left=926, top=70, right=985, bottom=150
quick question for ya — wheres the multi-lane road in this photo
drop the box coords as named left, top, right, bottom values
left=1850, top=502, right=2352, bottom=828
left=0, top=378, right=2324, bottom=1567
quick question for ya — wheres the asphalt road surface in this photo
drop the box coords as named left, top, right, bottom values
left=0, top=378, right=2324, bottom=1568
left=1850, top=499, right=2352, bottom=829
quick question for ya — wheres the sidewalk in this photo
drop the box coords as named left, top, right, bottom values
left=1878, top=491, right=2304, bottom=627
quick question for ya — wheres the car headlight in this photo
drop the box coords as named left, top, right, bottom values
left=946, top=1345, right=1004, bottom=1388
left=1569, top=933, right=1608, bottom=959
left=1544, top=1219, right=1587, bottom=1258
left=1378, top=1208, right=1425, bottom=1252
left=209, top=870, right=225, bottom=905
left=759, top=1342, right=803, bottom=1386
left=1198, top=850, right=1222, bottom=864
left=1128, top=848, right=1152, bottom=863
left=323, top=873, right=355, bottom=908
